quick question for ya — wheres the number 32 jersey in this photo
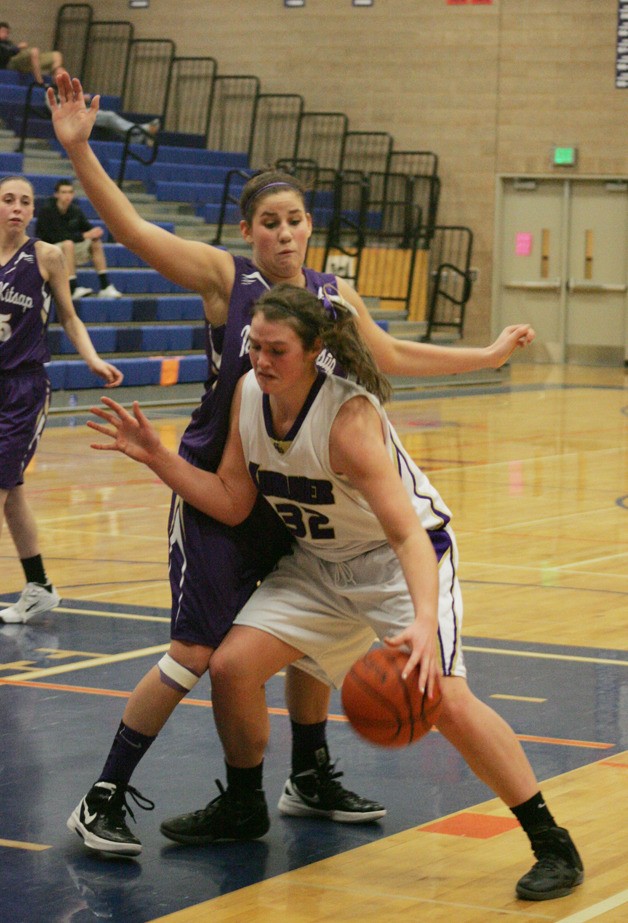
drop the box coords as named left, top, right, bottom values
left=239, top=369, right=452, bottom=563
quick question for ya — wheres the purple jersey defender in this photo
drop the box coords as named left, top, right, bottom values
left=167, top=255, right=337, bottom=647
left=0, top=238, right=52, bottom=490
left=0, top=238, right=52, bottom=369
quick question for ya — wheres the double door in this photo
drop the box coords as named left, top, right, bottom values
left=494, top=177, right=628, bottom=364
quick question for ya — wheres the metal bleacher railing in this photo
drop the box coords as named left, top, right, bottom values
left=248, top=93, right=305, bottom=170
left=53, top=2, right=93, bottom=79
left=15, top=3, right=474, bottom=369
left=423, top=225, right=474, bottom=340
left=122, top=38, right=175, bottom=123
left=164, top=56, right=217, bottom=139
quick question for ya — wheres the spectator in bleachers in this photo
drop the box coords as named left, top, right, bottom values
left=0, top=175, right=123, bottom=625
left=46, top=90, right=161, bottom=144
left=35, top=179, right=122, bottom=299
left=0, top=21, right=62, bottom=85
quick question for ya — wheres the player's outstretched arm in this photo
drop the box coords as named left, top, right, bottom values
left=36, top=240, right=123, bottom=387
left=89, top=391, right=256, bottom=525
left=48, top=71, right=231, bottom=304
left=334, top=277, right=535, bottom=378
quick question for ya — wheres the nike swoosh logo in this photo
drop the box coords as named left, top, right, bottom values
left=120, top=732, right=142, bottom=749
left=82, top=805, right=98, bottom=826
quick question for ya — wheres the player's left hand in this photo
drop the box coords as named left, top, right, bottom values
left=384, top=620, right=440, bottom=700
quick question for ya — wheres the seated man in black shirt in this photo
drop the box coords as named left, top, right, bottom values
left=36, top=179, right=122, bottom=299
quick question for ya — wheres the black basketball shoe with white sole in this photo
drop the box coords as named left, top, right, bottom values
left=516, top=826, right=584, bottom=901
left=67, top=781, right=154, bottom=856
left=278, top=761, right=386, bottom=823
left=159, top=780, right=270, bottom=844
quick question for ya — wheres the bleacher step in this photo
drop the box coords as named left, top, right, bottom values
left=23, top=157, right=72, bottom=175
left=389, top=365, right=511, bottom=400
left=48, top=366, right=512, bottom=416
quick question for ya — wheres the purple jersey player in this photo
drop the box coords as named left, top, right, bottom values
left=50, top=71, right=536, bottom=858
left=0, top=176, right=123, bottom=625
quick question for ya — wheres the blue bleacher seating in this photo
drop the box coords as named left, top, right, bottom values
left=196, top=203, right=242, bottom=224
left=75, top=268, right=188, bottom=295
left=191, top=327, right=207, bottom=350
left=46, top=355, right=208, bottom=390
left=64, top=327, right=118, bottom=354
left=0, top=71, right=23, bottom=85
left=0, top=152, right=23, bottom=173
left=126, top=300, right=159, bottom=322
left=154, top=181, right=225, bottom=205
left=74, top=299, right=134, bottom=323
left=101, top=244, right=148, bottom=268
left=114, top=328, right=143, bottom=352
left=1, top=172, right=71, bottom=197
left=152, top=148, right=248, bottom=168
left=0, top=84, right=47, bottom=106
left=142, top=325, right=193, bottom=352
left=155, top=297, right=203, bottom=321
left=178, top=355, right=208, bottom=383
left=8, top=114, right=248, bottom=395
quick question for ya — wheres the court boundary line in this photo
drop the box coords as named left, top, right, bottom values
left=554, top=888, right=628, bottom=923
left=0, top=838, right=50, bottom=851
left=0, top=679, right=615, bottom=750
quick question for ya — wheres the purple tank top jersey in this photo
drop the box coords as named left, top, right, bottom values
left=0, top=238, right=52, bottom=371
left=179, top=255, right=337, bottom=471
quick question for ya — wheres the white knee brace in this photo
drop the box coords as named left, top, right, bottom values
left=158, top=653, right=201, bottom=694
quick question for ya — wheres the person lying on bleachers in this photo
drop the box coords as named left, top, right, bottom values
left=46, top=89, right=161, bottom=144
left=0, top=21, right=62, bottom=85
left=35, top=179, right=122, bottom=300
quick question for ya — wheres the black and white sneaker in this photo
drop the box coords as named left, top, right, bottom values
left=1, top=582, right=60, bottom=623
left=67, top=781, right=154, bottom=856
left=278, top=762, right=386, bottom=823
left=160, top=780, right=270, bottom=845
left=516, top=826, right=584, bottom=901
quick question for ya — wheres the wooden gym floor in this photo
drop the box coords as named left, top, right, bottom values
left=1, top=362, right=627, bottom=922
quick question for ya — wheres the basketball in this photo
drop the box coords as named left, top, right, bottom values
left=341, top=646, right=443, bottom=748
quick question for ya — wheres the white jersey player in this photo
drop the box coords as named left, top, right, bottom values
left=88, top=283, right=583, bottom=903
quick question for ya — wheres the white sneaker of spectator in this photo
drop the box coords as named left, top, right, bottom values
left=73, top=286, right=94, bottom=299
left=98, top=284, right=123, bottom=298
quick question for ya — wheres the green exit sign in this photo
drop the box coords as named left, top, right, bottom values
left=553, top=146, right=577, bottom=167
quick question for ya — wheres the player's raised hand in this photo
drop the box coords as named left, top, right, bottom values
left=48, top=70, right=99, bottom=149
left=88, top=397, right=163, bottom=466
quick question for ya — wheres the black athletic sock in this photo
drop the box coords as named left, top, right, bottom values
left=290, top=720, right=329, bottom=775
left=21, top=554, right=50, bottom=588
left=98, top=721, right=156, bottom=787
left=98, top=271, right=110, bottom=289
left=69, top=276, right=77, bottom=294
left=225, top=760, right=264, bottom=794
left=511, top=791, right=557, bottom=840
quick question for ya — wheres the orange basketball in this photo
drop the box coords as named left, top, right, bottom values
left=341, top=646, right=442, bottom=748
